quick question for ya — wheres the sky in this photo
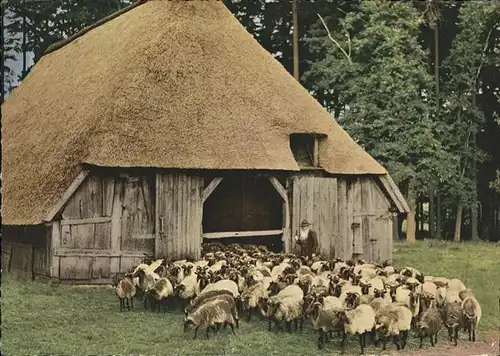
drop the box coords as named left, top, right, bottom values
left=3, top=9, right=35, bottom=98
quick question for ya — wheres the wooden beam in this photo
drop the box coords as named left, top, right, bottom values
left=268, top=177, right=287, bottom=202
left=44, top=169, right=90, bottom=222
left=202, top=230, right=283, bottom=239
left=50, top=220, right=61, bottom=278
left=313, top=136, right=319, bottom=167
left=268, top=177, right=291, bottom=253
left=202, top=177, right=223, bottom=203
left=378, top=175, right=410, bottom=213
left=60, top=216, right=112, bottom=226
left=54, top=248, right=150, bottom=258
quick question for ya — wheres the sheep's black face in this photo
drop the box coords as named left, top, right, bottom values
left=183, top=319, right=195, bottom=333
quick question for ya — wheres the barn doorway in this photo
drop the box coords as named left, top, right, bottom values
left=202, top=174, right=284, bottom=252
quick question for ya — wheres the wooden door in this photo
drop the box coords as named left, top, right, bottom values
left=291, top=176, right=338, bottom=258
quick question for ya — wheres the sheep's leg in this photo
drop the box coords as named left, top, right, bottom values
left=447, top=327, right=453, bottom=341
left=392, top=335, right=400, bottom=350
left=467, top=324, right=472, bottom=341
left=472, top=323, right=476, bottom=342
left=131, top=297, right=134, bottom=308
left=340, top=331, right=347, bottom=351
left=294, top=319, right=298, bottom=332
left=119, top=298, right=123, bottom=312
left=216, top=323, right=222, bottom=332
left=402, top=330, right=408, bottom=349
left=299, top=317, right=304, bottom=332
left=453, top=326, right=459, bottom=346
left=286, top=321, right=292, bottom=333
left=126, top=298, right=131, bottom=311
left=381, top=335, right=387, bottom=350
left=317, top=331, right=324, bottom=350
left=230, top=323, right=236, bottom=336
left=359, top=333, right=365, bottom=355
left=267, top=318, right=272, bottom=331
left=163, top=299, right=167, bottom=313
left=419, top=336, right=423, bottom=348
left=434, top=332, right=438, bottom=345
left=143, top=296, right=148, bottom=311
left=206, top=327, right=210, bottom=340
left=193, top=326, right=199, bottom=340
left=235, top=317, right=240, bottom=329
left=247, top=308, right=252, bottom=322
left=430, top=335, right=434, bottom=347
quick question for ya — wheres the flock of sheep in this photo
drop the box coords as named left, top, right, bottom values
left=113, top=243, right=482, bottom=353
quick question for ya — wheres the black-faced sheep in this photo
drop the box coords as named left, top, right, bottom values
left=416, top=297, right=443, bottom=348
left=338, top=304, right=376, bottom=355
left=461, top=295, right=481, bottom=342
left=115, top=273, right=136, bottom=311
left=308, top=302, right=344, bottom=350
left=374, top=304, right=412, bottom=351
left=441, top=301, right=464, bottom=346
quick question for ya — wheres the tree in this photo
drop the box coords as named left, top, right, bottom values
left=305, top=0, right=443, bottom=242
left=441, top=2, right=500, bottom=241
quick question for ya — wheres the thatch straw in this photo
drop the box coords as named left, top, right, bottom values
left=1, top=0, right=386, bottom=225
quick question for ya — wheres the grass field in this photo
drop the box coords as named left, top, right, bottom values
left=2, top=241, right=499, bottom=356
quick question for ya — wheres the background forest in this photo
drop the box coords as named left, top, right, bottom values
left=1, top=0, right=499, bottom=242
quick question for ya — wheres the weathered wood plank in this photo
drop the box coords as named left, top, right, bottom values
left=45, top=169, right=90, bottom=221
left=54, top=248, right=150, bottom=257
left=203, top=230, right=284, bottom=239
left=110, top=179, right=123, bottom=275
left=60, top=217, right=112, bottom=225
left=378, top=175, right=410, bottom=213
left=50, top=220, right=62, bottom=278
left=91, top=257, right=111, bottom=279
left=8, top=242, right=34, bottom=280
left=59, top=256, right=92, bottom=279
left=94, top=222, right=112, bottom=249
left=103, top=177, right=115, bottom=217
left=336, top=180, right=347, bottom=260
left=202, top=177, right=223, bottom=203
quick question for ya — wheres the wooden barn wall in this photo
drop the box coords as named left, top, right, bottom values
left=342, top=177, right=394, bottom=263
left=1, top=225, right=50, bottom=280
left=291, top=176, right=339, bottom=258
left=290, top=175, right=394, bottom=262
left=156, top=172, right=204, bottom=261
left=52, top=173, right=155, bottom=283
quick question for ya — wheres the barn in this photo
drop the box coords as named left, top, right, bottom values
left=1, top=0, right=410, bottom=283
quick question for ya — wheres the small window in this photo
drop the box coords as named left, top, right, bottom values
left=290, top=133, right=322, bottom=167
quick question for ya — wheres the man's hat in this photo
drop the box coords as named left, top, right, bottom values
left=300, top=220, right=311, bottom=227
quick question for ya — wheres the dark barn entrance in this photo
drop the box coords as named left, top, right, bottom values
left=202, top=174, right=284, bottom=252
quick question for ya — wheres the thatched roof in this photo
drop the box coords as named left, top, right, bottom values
left=1, top=0, right=387, bottom=225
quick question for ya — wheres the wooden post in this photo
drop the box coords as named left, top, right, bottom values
left=292, top=0, right=299, bottom=82
left=406, top=180, right=416, bottom=244
left=50, top=221, right=61, bottom=278
left=268, top=177, right=291, bottom=253
left=110, top=179, right=122, bottom=274
left=313, top=136, right=319, bottom=167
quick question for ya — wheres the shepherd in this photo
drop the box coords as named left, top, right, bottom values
left=294, top=219, right=319, bottom=258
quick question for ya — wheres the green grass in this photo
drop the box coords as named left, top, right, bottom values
left=2, top=241, right=499, bottom=356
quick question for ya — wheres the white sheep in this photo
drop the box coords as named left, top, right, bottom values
left=374, top=304, right=412, bottom=351
left=339, top=304, right=376, bottom=355
left=200, top=279, right=240, bottom=297
left=147, top=277, right=174, bottom=312
left=240, top=278, right=271, bottom=321
left=183, top=298, right=237, bottom=339
left=115, top=273, right=136, bottom=311
left=309, top=302, right=345, bottom=349
left=268, top=296, right=304, bottom=332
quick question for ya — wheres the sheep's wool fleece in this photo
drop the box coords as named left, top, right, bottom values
left=274, top=298, right=303, bottom=322
left=187, top=299, right=234, bottom=327
left=345, top=304, right=375, bottom=334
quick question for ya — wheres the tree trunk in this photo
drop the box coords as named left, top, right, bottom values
left=406, top=180, right=417, bottom=243
left=392, top=213, right=399, bottom=241
left=22, top=9, right=27, bottom=78
left=0, top=2, right=4, bottom=104
left=470, top=91, right=480, bottom=241
left=454, top=203, right=463, bottom=242
left=471, top=205, right=480, bottom=241
left=292, top=0, right=299, bottom=82
left=429, top=186, right=435, bottom=239
left=436, top=191, right=442, bottom=239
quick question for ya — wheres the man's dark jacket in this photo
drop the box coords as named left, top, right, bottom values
left=296, top=230, right=319, bottom=258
